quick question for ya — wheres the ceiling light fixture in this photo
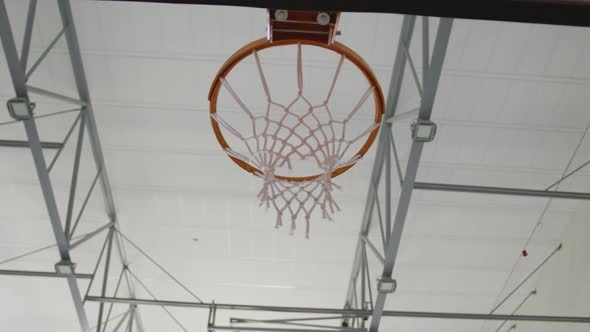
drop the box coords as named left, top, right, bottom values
left=7, top=97, right=35, bottom=120
left=377, top=277, right=397, bottom=293
left=411, top=119, right=437, bottom=142
left=55, top=260, right=77, bottom=276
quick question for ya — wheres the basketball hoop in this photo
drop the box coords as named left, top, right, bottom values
left=209, top=11, right=384, bottom=237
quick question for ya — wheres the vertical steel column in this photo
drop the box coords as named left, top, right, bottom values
left=0, top=2, right=90, bottom=330
left=368, top=18, right=453, bottom=332
left=343, top=15, right=417, bottom=315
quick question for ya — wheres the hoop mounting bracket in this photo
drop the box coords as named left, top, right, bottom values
left=268, top=9, right=340, bottom=44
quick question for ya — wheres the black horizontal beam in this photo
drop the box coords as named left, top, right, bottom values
left=0, top=139, right=63, bottom=149
left=99, top=0, right=590, bottom=27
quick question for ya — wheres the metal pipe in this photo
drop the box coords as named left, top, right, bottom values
left=86, top=297, right=590, bottom=324
left=0, top=269, right=92, bottom=279
left=96, top=229, right=115, bottom=332
left=20, top=0, right=37, bottom=70
left=401, top=41, right=422, bottom=97
left=69, top=170, right=102, bottom=239
left=386, top=108, right=418, bottom=123
left=0, top=139, right=63, bottom=149
left=232, top=316, right=355, bottom=324
left=421, top=16, right=429, bottom=87
left=362, top=236, right=385, bottom=264
left=27, top=85, right=86, bottom=106
left=64, top=111, right=86, bottom=237
left=25, top=24, right=68, bottom=80
left=213, top=326, right=366, bottom=332
left=69, top=221, right=114, bottom=250
left=414, top=182, right=590, bottom=200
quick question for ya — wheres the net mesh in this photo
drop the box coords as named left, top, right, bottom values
left=211, top=44, right=379, bottom=237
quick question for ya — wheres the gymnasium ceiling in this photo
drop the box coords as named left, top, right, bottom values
left=1, top=0, right=590, bottom=331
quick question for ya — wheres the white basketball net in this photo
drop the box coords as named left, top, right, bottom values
left=211, top=44, right=379, bottom=237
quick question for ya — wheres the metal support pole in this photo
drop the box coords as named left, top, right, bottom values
left=112, top=309, right=131, bottom=332
left=20, top=0, right=37, bottom=69
left=413, top=182, right=590, bottom=200
left=384, top=129, right=392, bottom=244
left=126, top=306, right=136, bottom=332
left=421, top=17, right=429, bottom=86
left=55, top=2, right=144, bottom=330
left=369, top=18, right=453, bottom=332
left=362, top=236, right=385, bottom=264
left=231, top=316, right=353, bottom=324
left=64, top=111, right=86, bottom=237
left=86, top=296, right=590, bottom=324
left=0, top=2, right=90, bottom=330
left=27, top=85, right=85, bottom=106
left=230, top=318, right=347, bottom=330
left=0, top=139, right=63, bottom=149
left=25, top=24, right=68, bottom=80
left=56, top=0, right=116, bottom=218
left=213, top=326, right=366, bottom=332
left=69, top=221, right=114, bottom=250
left=343, top=15, right=416, bottom=316
left=96, top=228, right=115, bottom=332
left=0, top=269, right=92, bottom=279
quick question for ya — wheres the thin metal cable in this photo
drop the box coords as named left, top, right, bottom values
left=0, top=229, right=95, bottom=265
left=91, top=311, right=127, bottom=331
left=117, top=229, right=204, bottom=303
left=545, top=158, right=590, bottom=191
left=0, top=243, right=57, bottom=266
left=484, top=118, right=590, bottom=331
left=0, top=108, right=81, bottom=127
left=523, top=119, right=590, bottom=249
left=127, top=269, right=189, bottom=332
left=493, top=289, right=536, bottom=332
left=491, top=244, right=561, bottom=315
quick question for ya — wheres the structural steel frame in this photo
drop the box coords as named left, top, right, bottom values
left=2, top=2, right=590, bottom=332
left=0, top=1, right=144, bottom=331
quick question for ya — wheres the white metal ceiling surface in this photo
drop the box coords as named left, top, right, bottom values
left=1, top=1, right=590, bottom=331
